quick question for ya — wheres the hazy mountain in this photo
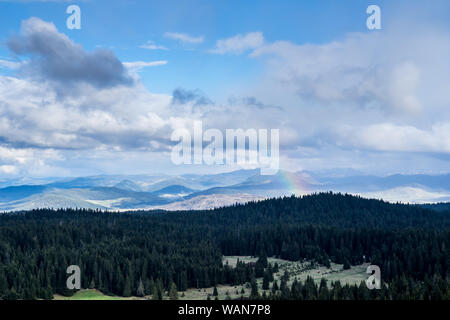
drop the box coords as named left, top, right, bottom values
left=1, top=169, right=450, bottom=211
left=0, top=186, right=170, bottom=211
left=0, top=170, right=269, bottom=211
left=152, top=185, right=196, bottom=198
left=4, top=189, right=109, bottom=211
left=148, top=193, right=265, bottom=211
left=186, top=169, right=260, bottom=187
left=0, top=185, right=49, bottom=202
left=47, top=175, right=167, bottom=190
left=357, top=187, right=450, bottom=204
left=0, top=170, right=258, bottom=211
left=0, top=177, right=59, bottom=188
left=185, top=171, right=315, bottom=199
left=311, top=173, right=450, bottom=193
left=114, top=180, right=143, bottom=192
left=144, top=169, right=258, bottom=192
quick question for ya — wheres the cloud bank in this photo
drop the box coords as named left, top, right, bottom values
left=1, top=12, right=450, bottom=178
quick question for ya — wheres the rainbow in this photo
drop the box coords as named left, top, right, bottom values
left=278, top=170, right=311, bottom=196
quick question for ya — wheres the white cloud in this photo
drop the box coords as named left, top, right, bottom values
left=0, top=165, right=18, bottom=174
left=249, top=31, right=442, bottom=114
left=211, top=32, right=264, bottom=54
left=386, top=61, right=422, bottom=113
left=0, top=75, right=175, bottom=151
left=0, top=145, right=65, bottom=176
left=341, top=122, right=450, bottom=153
left=123, top=60, right=168, bottom=72
left=164, top=32, right=204, bottom=44
left=0, top=59, right=22, bottom=70
left=139, top=41, right=168, bottom=51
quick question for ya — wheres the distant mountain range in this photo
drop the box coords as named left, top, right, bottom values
left=0, top=169, right=450, bottom=211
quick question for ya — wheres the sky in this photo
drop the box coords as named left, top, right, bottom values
left=0, top=0, right=449, bottom=179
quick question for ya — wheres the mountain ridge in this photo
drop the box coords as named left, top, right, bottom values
left=1, top=170, right=450, bottom=211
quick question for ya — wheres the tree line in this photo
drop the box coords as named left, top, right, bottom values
left=0, top=192, right=448, bottom=300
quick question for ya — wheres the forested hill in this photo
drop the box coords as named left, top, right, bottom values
left=159, top=192, right=450, bottom=229
left=421, top=202, right=450, bottom=213
left=0, top=192, right=448, bottom=300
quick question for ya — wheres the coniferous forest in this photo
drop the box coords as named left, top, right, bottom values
left=0, top=192, right=448, bottom=300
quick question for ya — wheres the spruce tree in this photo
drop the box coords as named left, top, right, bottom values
left=152, top=284, right=161, bottom=300
left=169, top=282, right=178, bottom=300
left=250, top=278, right=259, bottom=299
left=262, top=271, right=270, bottom=290
left=123, top=277, right=132, bottom=297
left=136, top=278, right=145, bottom=297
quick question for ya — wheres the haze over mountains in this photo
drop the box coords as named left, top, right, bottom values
left=0, top=169, right=450, bottom=211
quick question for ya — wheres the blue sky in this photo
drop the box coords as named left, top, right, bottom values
left=0, top=0, right=450, bottom=178
left=0, top=0, right=405, bottom=96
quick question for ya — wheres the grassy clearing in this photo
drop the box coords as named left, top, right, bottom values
left=54, top=257, right=369, bottom=300
left=179, top=256, right=369, bottom=300
left=54, top=289, right=134, bottom=300
left=179, top=285, right=245, bottom=301
left=223, top=255, right=368, bottom=287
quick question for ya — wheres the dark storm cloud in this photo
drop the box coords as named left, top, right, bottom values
left=8, top=17, right=133, bottom=88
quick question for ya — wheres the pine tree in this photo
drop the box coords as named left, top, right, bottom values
left=144, top=278, right=154, bottom=296
left=136, top=278, right=145, bottom=297
left=262, top=271, right=270, bottom=290
left=318, top=278, right=329, bottom=300
left=180, top=271, right=188, bottom=291
left=343, top=260, right=351, bottom=270
left=257, top=252, right=268, bottom=268
left=89, top=278, right=95, bottom=289
left=272, top=280, right=279, bottom=293
left=250, top=278, right=259, bottom=299
left=156, top=278, right=164, bottom=299
left=123, top=277, right=132, bottom=297
left=169, top=282, right=178, bottom=300
left=152, top=284, right=161, bottom=300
